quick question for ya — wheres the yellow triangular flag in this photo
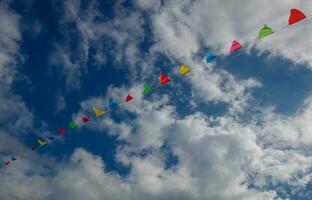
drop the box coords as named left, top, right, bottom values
left=38, top=139, right=47, bottom=146
left=93, top=106, right=106, bottom=117
left=180, top=65, right=190, bottom=75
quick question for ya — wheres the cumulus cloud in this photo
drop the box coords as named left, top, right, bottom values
left=1, top=146, right=277, bottom=200
left=56, top=0, right=312, bottom=198
left=140, top=0, right=312, bottom=68
left=3, top=0, right=312, bottom=200
left=66, top=84, right=285, bottom=199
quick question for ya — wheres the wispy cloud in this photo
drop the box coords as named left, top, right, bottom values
left=2, top=0, right=312, bottom=199
left=55, top=94, right=66, bottom=113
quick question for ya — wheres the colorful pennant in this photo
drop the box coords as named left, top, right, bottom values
left=69, top=121, right=78, bottom=129
left=258, top=24, right=274, bottom=39
left=108, top=99, right=117, bottom=110
left=125, top=93, right=134, bottom=102
left=143, top=85, right=152, bottom=95
left=205, top=50, right=217, bottom=63
left=57, top=128, right=66, bottom=135
left=160, top=73, right=170, bottom=85
left=46, top=136, right=55, bottom=140
left=229, top=40, right=242, bottom=54
left=289, top=9, right=306, bottom=25
left=5, top=161, right=10, bottom=166
left=38, top=139, right=47, bottom=146
left=180, top=65, right=191, bottom=76
left=93, top=106, right=106, bottom=117
left=82, top=117, right=90, bottom=123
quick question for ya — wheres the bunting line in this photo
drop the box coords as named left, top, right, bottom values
left=1, top=8, right=311, bottom=169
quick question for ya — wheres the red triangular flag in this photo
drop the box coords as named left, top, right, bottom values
left=289, top=9, right=306, bottom=25
left=160, top=73, right=170, bottom=85
left=82, top=117, right=90, bottom=123
left=125, top=93, right=133, bottom=102
left=4, top=161, right=10, bottom=166
left=57, top=128, right=66, bottom=135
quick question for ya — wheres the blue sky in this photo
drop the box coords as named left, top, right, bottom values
left=1, top=0, right=312, bottom=199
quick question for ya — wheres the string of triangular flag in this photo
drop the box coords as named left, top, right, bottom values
left=1, top=65, right=190, bottom=169
left=1, top=8, right=309, bottom=169
left=206, top=8, right=309, bottom=63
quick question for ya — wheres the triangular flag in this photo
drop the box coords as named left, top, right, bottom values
left=160, top=73, right=170, bottom=85
left=258, top=24, right=274, bottom=39
left=205, top=51, right=217, bottom=63
left=289, top=9, right=306, bottom=25
left=46, top=136, right=55, bottom=140
left=69, top=121, right=78, bottom=129
left=82, top=117, right=90, bottom=123
left=93, top=106, right=106, bottom=117
left=229, top=40, right=242, bottom=54
left=143, top=85, right=152, bottom=95
left=180, top=65, right=190, bottom=75
left=57, top=128, right=66, bottom=135
left=38, top=139, right=47, bottom=146
left=11, top=156, right=17, bottom=161
left=5, top=161, right=10, bottom=166
left=125, top=93, right=133, bottom=102
left=108, top=99, right=117, bottom=110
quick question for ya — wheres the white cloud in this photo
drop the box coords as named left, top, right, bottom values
left=184, top=61, right=261, bottom=113
left=66, top=85, right=279, bottom=199
left=0, top=5, right=42, bottom=199
left=0, top=3, right=21, bottom=89
left=55, top=95, right=66, bottom=113
left=3, top=0, right=312, bottom=199
left=44, top=148, right=279, bottom=200
left=49, top=44, right=84, bottom=89
left=0, top=93, right=34, bottom=134
left=134, top=0, right=161, bottom=10
left=0, top=3, right=34, bottom=135
left=64, top=79, right=312, bottom=199
left=50, top=0, right=146, bottom=89
left=141, top=0, right=312, bottom=68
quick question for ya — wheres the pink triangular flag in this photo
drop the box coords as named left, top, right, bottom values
left=229, top=40, right=242, bottom=54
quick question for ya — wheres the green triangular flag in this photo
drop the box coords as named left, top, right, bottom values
left=69, top=121, right=78, bottom=129
left=143, top=85, right=152, bottom=94
left=258, top=24, right=274, bottom=39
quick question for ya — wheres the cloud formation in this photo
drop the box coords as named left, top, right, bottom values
left=2, top=0, right=312, bottom=199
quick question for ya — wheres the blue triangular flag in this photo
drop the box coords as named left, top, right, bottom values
left=108, top=99, right=117, bottom=110
left=46, top=136, right=55, bottom=140
left=205, top=50, right=217, bottom=63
